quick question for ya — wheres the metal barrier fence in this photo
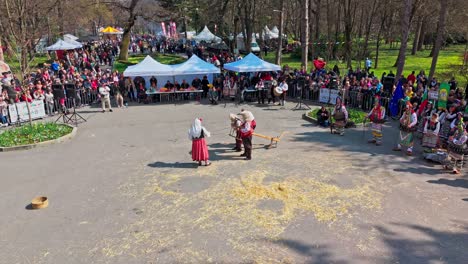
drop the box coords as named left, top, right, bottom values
left=284, top=79, right=406, bottom=115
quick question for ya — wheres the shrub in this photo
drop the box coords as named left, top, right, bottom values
left=308, top=108, right=367, bottom=124
left=0, top=123, right=73, bottom=147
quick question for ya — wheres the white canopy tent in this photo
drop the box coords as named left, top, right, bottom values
left=193, top=26, right=222, bottom=43
left=124, top=55, right=175, bottom=87
left=262, top=26, right=278, bottom=40
left=271, top=26, right=279, bottom=34
left=46, top=39, right=81, bottom=51
left=63, top=34, right=79, bottom=42
left=63, top=38, right=83, bottom=48
left=123, top=55, right=221, bottom=88
left=223, top=53, right=281, bottom=72
left=124, top=55, right=174, bottom=76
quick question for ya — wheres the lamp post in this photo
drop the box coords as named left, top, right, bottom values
left=274, top=4, right=284, bottom=65
left=195, top=8, right=199, bottom=34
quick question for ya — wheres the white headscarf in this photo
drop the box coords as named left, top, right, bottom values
left=188, top=118, right=211, bottom=140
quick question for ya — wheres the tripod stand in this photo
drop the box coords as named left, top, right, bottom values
left=65, top=106, right=87, bottom=126
left=55, top=99, right=87, bottom=126
left=291, top=78, right=311, bottom=110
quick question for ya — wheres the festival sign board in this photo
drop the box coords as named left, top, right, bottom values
left=428, top=90, right=439, bottom=100
left=319, top=89, right=340, bottom=104
left=437, top=82, right=450, bottom=110
left=8, top=100, right=46, bottom=123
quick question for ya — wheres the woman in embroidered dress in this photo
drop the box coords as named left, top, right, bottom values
left=188, top=118, right=211, bottom=166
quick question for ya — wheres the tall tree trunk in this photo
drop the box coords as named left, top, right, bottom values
left=375, top=13, right=387, bottom=69
left=362, top=0, right=378, bottom=59
left=333, top=1, right=341, bottom=59
left=411, top=17, right=422, bottom=55
left=0, top=39, right=4, bottom=61
left=119, top=14, right=136, bottom=61
left=275, top=0, right=285, bottom=65
left=301, top=0, right=309, bottom=69
left=429, top=0, right=448, bottom=80
left=417, top=17, right=426, bottom=51
left=395, top=0, right=413, bottom=80
left=117, top=0, right=140, bottom=61
left=315, top=0, right=321, bottom=40
left=57, top=0, right=64, bottom=34
left=309, top=0, right=316, bottom=57
left=325, top=0, right=332, bottom=61
left=342, top=0, right=353, bottom=68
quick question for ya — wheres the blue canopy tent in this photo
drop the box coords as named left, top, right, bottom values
left=171, top=55, right=220, bottom=83
left=223, top=53, right=281, bottom=72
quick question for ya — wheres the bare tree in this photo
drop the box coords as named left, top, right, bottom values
left=395, top=0, right=414, bottom=81
left=301, top=0, right=309, bottom=69
left=429, top=0, right=449, bottom=80
left=275, top=0, right=285, bottom=64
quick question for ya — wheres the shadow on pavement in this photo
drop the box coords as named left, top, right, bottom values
left=265, top=239, right=347, bottom=263
left=463, top=198, right=468, bottom=202
left=148, top=162, right=197, bottom=169
left=374, top=222, right=468, bottom=263
left=394, top=166, right=442, bottom=175
left=427, top=178, right=468, bottom=189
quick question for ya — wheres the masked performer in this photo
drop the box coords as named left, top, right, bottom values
left=239, top=110, right=255, bottom=160
left=443, top=117, right=468, bottom=174
left=230, top=113, right=243, bottom=152
left=332, top=96, right=348, bottom=136
left=422, top=112, right=440, bottom=149
left=366, top=96, right=386, bottom=145
left=188, top=118, right=211, bottom=166
left=393, top=102, right=418, bottom=155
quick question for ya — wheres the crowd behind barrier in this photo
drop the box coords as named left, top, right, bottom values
left=0, top=32, right=465, bottom=129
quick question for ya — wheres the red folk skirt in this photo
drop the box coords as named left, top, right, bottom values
left=192, top=138, right=209, bottom=161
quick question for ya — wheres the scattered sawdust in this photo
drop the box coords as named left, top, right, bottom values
left=93, top=155, right=384, bottom=263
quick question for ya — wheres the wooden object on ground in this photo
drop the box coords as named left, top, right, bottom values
left=31, top=196, right=49, bottom=209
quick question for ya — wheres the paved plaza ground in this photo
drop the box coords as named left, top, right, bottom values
left=1, top=100, right=467, bottom=264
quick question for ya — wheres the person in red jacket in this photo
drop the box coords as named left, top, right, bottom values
left=407, top=71, right=416, bottom=86
left=239, top=110, right=255, bottom=160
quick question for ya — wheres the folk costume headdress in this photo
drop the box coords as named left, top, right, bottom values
left=188, top=118, right=211, bottom=140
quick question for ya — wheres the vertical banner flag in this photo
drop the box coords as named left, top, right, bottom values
left=389, top=80, right=404, bottom=117
left=437, top=82, right=450, bottom=110
left=161, top=22, right=167, bottom=36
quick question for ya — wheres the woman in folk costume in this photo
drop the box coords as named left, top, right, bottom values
left=422, top=112, right=441, bottom=149
left=366, top=96, right=386, bottom=146
left=417, top=101, right=434, bottom=134
left=393, top=101, right=418, bottom=155
left=238, top=110, right=255, bottom=160
left=230, top=113, right=243, bottom=152
left=332, top=96, right=348, bottom=136
left=439, top=105, right=458, bottom=142
left=443, top=117, right=468, bottom=174
left=188, top=118, right=211, bottom=166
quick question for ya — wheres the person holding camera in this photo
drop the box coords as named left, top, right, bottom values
left=99, top=81, right=113, bottom=113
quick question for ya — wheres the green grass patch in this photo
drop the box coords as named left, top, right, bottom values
left=264, top=44, right=467, bottom=86
left=114, top=53, right=187, bottom=73
left=4, top=55, right=52, bottom=73
left=308, top=107, right=367, bottom=124
left=0, top=123, right=73, bottom=147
